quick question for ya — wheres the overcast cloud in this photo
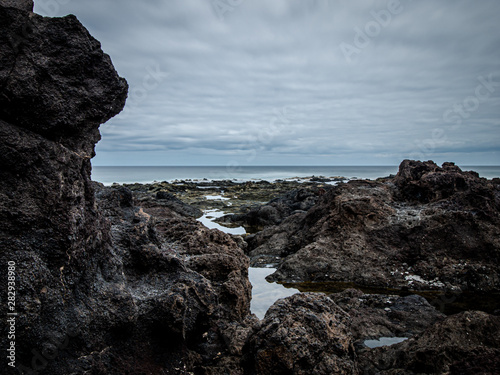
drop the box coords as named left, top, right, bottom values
left=34, top=0, right=500, bottom=166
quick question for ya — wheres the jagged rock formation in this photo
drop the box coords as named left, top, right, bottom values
left=0, top=3, right=251, bottom=374
left=93, top=184, right=252, bottom=373
left=252, top=161, right=500, bottom=293
left=219, top=188, right=321, bottom=232
left=0, top=2, right=128, bottom=373
left=2, top=2, right=499, bottom=374
left=0, top=0, right=32, bottom=12
left=0, top=3, right=353, bottom=374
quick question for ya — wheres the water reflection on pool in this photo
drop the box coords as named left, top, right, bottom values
left=197, top=209, right=246, bottom=235
left=249, top=267, right=300, bottom=319
left=364, top=337, right=408, bottom=348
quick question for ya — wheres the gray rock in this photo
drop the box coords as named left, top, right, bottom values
left=329, top=289, right=446, bottom=345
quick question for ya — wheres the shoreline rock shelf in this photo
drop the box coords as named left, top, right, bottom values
left=1, top=1, right=499, bottom=374
left=250, top=160, right=500, bottom=295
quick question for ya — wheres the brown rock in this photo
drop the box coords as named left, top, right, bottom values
left=245, top=293, right=358, bottom=375
left=252, top=161, right=500, bottom=294
left=360, top=311, right=500, bottom=374
left=329, top=289, right=446, bottom=344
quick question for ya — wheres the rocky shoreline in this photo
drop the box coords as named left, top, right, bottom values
left=1, top=2, right=499, bottom=374
left=105, top=166, right=500, bottom=316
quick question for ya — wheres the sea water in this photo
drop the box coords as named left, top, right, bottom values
left=91, top=165, right=500, bottom=185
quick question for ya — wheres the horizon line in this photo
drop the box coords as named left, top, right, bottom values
left=91, top=164, right=500, bottom=168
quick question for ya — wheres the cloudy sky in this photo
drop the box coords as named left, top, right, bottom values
left=34, top=0, right=500, bottom=166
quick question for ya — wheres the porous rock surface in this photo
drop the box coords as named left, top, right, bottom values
left=359, top=310, right=500, bottom=374
left=0, top=3, right=361, bottom=374
left=221, top=188, right=321, bottom=231
left=244, top=293, right=358, bottom=375
left=0, top=3, right=251, bottom=374
left=253, top=160, right=500, bottom=293
left=329, top=289, right=446, bottom=345
left=2, top=2, right=499, bottom=374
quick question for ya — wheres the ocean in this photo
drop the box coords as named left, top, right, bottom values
left=91, top=165, right=500, bottom=185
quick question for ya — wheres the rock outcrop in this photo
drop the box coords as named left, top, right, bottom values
left=0, top=0, right=33, bottom=12
left=0, top=3, right=251, bottom=374
left=0, top=4, right=128, bottom=373
left=244, top=293, right=358, bottom=375
left=329, top=289, right=446, bottom=345
left=2, top=2, right=499, bottom=374
left=93, top=183, right=252, bottom=373
left=252, top=161, right=500, bottom=294
left=359, top=310, right=500, bottom=374
left=219, top=188, right=320, bottom=231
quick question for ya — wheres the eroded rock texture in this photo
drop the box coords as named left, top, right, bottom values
left=244, top=294, right=358, bottom=375
left=2, top=2, right=499, bottom=374
left=0, top=3, right=251, bottom=374
left=253, top=160, right=500, bottom=293
left=0, top=3, right=127, bottom=373
left=359, top=310, right=500, bottom=374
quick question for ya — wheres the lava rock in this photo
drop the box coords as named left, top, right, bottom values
left=329, top=289, right=445, bottom=345
left=244, top=293, right=358, bottom=375
left=152, top=190, right=203, bottom=217
left=221, top=188, right=320, bottom=230
left=0, top=0, right=33, bottom=11
left=0, top=6, right=128, bottom=153
left=253, top=161, right=500, bottom=294
left=360, top=310, right=500, bottom=374
left=0, top=3, right=253, bottom=374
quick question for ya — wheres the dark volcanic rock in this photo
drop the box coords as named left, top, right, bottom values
left=0, top=5, right=127, bottom=153
left=329, top=289, right=445, bottom=344
left=244, top=293, right=358, bottom=375
left=94, top=184, right=252, bottom=373
left=0, top=4, right=251, bottom=374
left=0, top=5, right=128, bottom=373
left=152, top=190, right=203, bottom=217
left=3, top=3, right=497, bottom=374
left=221, top=188, right=319, bottom=230
left=254, top=160, right=500, bottom=294
left=0, top=0, right=33, bottom=11
left=359, top=310, right=500, bottom=374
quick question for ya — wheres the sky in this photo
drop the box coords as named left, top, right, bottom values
left=34, top=0, right=500, bottom=166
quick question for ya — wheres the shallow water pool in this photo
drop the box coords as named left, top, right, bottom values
left=364, top=337, right=408, bottom=348
left=249, top=267, right=300, bottom=319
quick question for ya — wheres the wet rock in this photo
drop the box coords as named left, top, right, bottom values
left=244, top=293, right=358, bottom=375
left=360, top=310, right=500, bottom=374
left=122, top=179, right=330, bottom=226
left=151, top=190, right=203, bottom=217
left=329, top=289, right=445, bottom=346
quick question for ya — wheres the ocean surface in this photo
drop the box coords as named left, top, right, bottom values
left=91, top=165, right=500, bottom=185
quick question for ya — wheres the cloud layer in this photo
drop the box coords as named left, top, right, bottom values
left=34, top=0, right=500, bottom=166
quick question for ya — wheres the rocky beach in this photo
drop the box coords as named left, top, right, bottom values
left=1, top=1, right=500, bottom=374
